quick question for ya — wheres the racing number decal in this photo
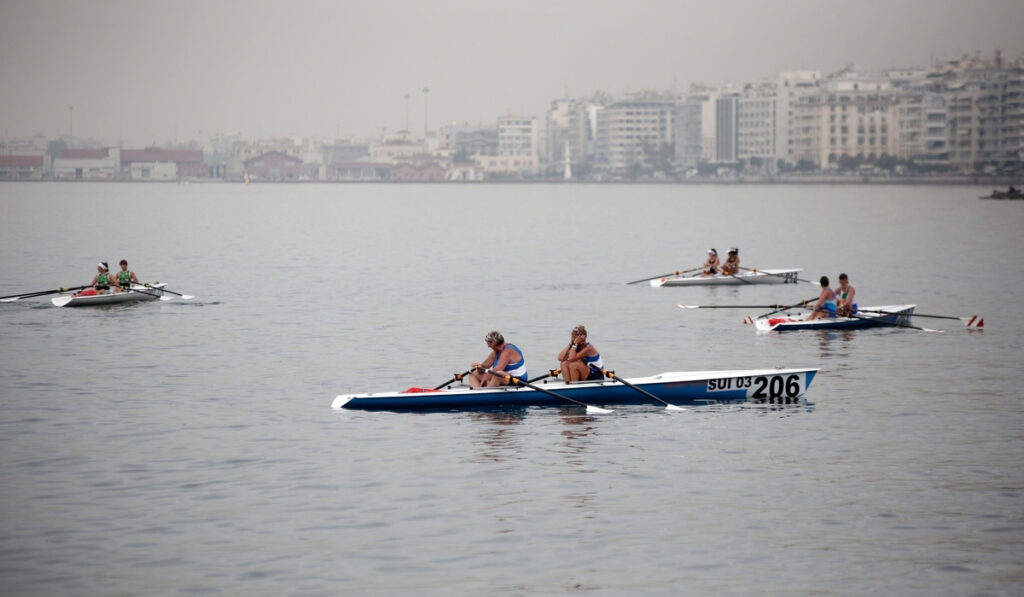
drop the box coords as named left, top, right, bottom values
left=707, top=374, right=804, bottom=399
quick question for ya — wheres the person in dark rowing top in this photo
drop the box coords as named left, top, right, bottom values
left=115, top=259, right=139, bottom=291
left=720, top=247, right=740, bottom=276
left=807, top=275, right=837, bottom=320
left=469, top=330, right=528, bottom=387
left=701, top=248, right=720, bottom=276
left=835, top=273, right=857, bottom=317
left=88, top=262, right=115, bottom=294
left=557, top=324, right=605, bottom=382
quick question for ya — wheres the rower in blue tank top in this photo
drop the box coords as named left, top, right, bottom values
left=469, top=330, right=528, bottom=387
left=808, top=275, right=837, bottom=320
left=558, top=324, right=606, bottom=382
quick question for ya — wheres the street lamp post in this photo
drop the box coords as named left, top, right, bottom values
left=422, top=87, right=429, bottom=139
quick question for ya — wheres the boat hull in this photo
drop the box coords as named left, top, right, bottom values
left=754, top=304, right=915, bottom=332
left=332, top=367, right=819, bottom=411
left=52, top=283, right=165, bottom=307
left=652, top=269, right=802, bottom=287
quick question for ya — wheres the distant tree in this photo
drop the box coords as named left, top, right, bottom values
left=627, top=161, right=645, bottom=180
left=875, top=153, right=900, bottom=171
left=795, top=158, right=817, bottom=172
left=837, top=154, right=861, bottom=172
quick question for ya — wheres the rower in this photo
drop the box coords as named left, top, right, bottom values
left=469, top=331, right=528, bottom=388
left=88, top=262, right=114, bottom=295
left=835, top=273, right=857, bottom=317
left=557, top=325, right=605, bottom=382
left=115, top=259, right=140, bottom=291
left=701, top=248, right=719, bottom=276
left=720, top=247, right=740, bottom=275
left=807, top=275, right=837, bottom=320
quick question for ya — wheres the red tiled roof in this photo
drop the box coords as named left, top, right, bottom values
left=0, top=155, right=44, bottom=167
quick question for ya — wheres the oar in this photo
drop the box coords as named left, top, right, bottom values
left=1, top=285, right=90, bottom=302
left=678, top=303, right=811, bottom=310
left=485, top=368, right=613, bottom=414
left=142, top=283, right=194, bottom=300
left=857, top=308, right=983, bottom=328
left=127, top=287, right=175, bottom=301
left=590, top=366, right=685, bottom=411
left=738, top=266, right=815, bottom=284
left=527, top=369, right=561, bottom=383
left=803, top=307, right=944, bottom=333
left=433, top=370, right=471, bottom=390
left=758, top=296, right=820, bottom=318
left=626, top=266, right=702, bottom=285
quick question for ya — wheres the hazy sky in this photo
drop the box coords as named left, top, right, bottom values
left=2, top=0, right=1023, bottom=146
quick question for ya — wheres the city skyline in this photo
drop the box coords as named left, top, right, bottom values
left=2, top=0, right=1023, bottom=147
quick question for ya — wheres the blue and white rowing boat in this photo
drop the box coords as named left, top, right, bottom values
left=754, top=304, right=916, bottom=332
left=332, top=367, right=819, bottom=412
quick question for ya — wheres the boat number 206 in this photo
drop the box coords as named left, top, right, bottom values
left=707, top=374, right=803, bottom=398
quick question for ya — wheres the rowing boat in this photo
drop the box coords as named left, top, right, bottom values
left=651, top=268, right=802, bottom=287
left=332, top=367, right=819, bottom=411
left=51, top=283, right=166, bottom=307
left=753, top=304, right=915, bottom=332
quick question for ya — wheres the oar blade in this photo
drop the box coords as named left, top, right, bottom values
left=51, top=296, right=74, bottom=308
left=585, top=405, right=615, bottom=415
left=676, top=304, right=700, bottom=309
left=665, top=404, right=686, bottom=412
left=960, top=316, right=984, bottom=328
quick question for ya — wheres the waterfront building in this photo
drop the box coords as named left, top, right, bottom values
left=775, top=71, right=820, bottom=167
left=595, top=92, right=677, bottom=176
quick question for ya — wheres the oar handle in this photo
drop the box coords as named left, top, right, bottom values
left=626, top=266, right=701, bottom=285
left=433, top=370, right=471, bottom=390
left=1, top=285, right=90, bottom=300
left=485, top=369, right=612, bottom=413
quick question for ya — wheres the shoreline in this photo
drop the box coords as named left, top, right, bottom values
left=7, top=176, right=1019, bottom=186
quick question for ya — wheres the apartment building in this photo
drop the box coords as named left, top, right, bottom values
left=595, top=93, right=677, bottom=176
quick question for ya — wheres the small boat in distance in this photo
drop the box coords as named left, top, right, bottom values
left=652, top=268, right=802, bottom=287
left=332, top=367, right=819, bottom=412
left=51, top=283, right=167, bottom=307
left=979, top=187, right=1022, bottom=200
left=754, top=304, right=915, bottom=332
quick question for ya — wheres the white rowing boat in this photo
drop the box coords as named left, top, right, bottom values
left=51, top=283, right=167, bottom=307
left=652, top=268, right=803, bottom=287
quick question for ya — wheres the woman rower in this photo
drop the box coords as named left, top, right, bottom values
left=701, top=248, right=719, bottom=276
left=88, top=262, right=115, bottom=295
left=807, top=275, right=837, bottom=320
left=720, top=247, right=740, bottom=276
left=557, top=324, right=605, bottom=382
left=469, top=331, right=528, bottom=387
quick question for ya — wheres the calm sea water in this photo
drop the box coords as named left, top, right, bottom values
left=1, top=182, right=1022, bottom=596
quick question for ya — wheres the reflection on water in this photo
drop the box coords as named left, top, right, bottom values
left=467, top=409, right=526, bottom=462
left=816, top=329, right=856, bottom=358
